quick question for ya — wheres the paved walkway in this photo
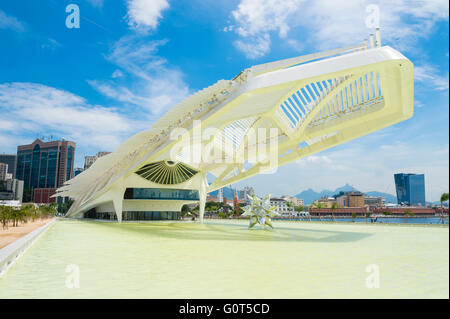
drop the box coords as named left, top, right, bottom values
left=0, top=218, right=55, bottom=249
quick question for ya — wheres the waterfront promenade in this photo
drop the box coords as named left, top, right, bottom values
left=0, top=218, right=55, bottom=250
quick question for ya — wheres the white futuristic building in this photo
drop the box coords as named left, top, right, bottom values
left=55, top=31, right=414, bottom=222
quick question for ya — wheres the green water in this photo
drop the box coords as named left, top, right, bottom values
left=0, top=219, right=448, bottom=298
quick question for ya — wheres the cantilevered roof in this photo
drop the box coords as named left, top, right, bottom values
left=56, top=36, right=414, bottom=217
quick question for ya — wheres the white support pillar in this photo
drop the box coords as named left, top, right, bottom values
left=199, top=173, right=207, bottom=223
left=110, top=183, right=124, bottom=223
left=112, top=197, right=123, bottom=223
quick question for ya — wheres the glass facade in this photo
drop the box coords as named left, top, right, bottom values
left=84, top=210, right=181, bottom=221
left=15, top=140, right=75, bottom=201
left=124, top=188, right=199, bottom=201
left=394, top=173, right=425, bottom=206
left=66, top=146, right=74, bottom=181
left=47, top=149, right=58, bottom=188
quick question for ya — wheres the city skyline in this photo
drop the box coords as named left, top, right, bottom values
left=0, top=0, right=448, bottom=201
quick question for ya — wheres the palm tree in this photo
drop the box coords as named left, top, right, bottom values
left=0, top=205, right=12, bottom=229
left=365, top=212, right=371, bottom=223
left=440, top=193, right=449, bottom=223
left=295, top=205, right=304, bottom=219
left=440, top=193, right=449, bottom=207
left=310, top=202, right=323, bottom=220
left=331, top=202, right=338, bottom=221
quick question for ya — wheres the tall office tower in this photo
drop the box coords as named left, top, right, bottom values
left=84, top=151, right=111, bottom=170
left=0, top=154, right=17, bottom=179
left=394, top=173, right=426, bottom=206
left=218, top=188, right=224, bottom=203
left=0, top=163, right=8, bottom=181
left=16, top=138, right=76, bottom=202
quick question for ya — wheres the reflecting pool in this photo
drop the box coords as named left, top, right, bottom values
left=0, top=219, right=448, bottom=298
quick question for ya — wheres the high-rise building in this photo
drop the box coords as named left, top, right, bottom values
left=0, top=163, right=8, bottom=181
left=84, top=151, right=111, bottom=170
left=218, top=188, right=224, bottom=203
left=16, top=138, right=76, bottom=202
left=0, top=179, right=24, bottom=201
left=394, top=173, right=425, bottom=206
left=0, top=154, right=17, bottom=179
left=239, top=186, right=255, bottom=200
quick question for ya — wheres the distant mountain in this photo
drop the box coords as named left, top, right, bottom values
left=295, top=184, right=397, bottom=205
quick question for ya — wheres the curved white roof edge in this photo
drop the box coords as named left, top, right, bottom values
left=55, top=38, right=414, bottom=220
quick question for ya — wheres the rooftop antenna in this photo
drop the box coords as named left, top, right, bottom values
left=375, top=28, right=381, bottom=47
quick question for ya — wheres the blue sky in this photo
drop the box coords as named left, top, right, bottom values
left=0, top=0, right=448, bottom=201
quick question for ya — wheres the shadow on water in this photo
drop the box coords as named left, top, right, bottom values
left=70, top=219, right=372, bottom=243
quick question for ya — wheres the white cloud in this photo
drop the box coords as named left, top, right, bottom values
left=112, top=69, right=124, bottom=78
left=86, top=0, right=104, bottom=8
left=286, top=38, right=304, bottom=53
left=228, top=0, right=302, bottom=58
left=234, top=34, right=271, bottom=59
left=89, top=36, right=190, bottom=116
left=0, top=9, right=26, bottom=32
left=296, top=155, right=332, bottom=165
left=415, top=65, right=449, bottom=91
left=0, top=82, right=139, bottom=153
left=126, top=0, right=169, bottom=32
left=228, top=0, right=449, bottom=58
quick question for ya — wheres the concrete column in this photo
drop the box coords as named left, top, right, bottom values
left=110, top=183, right=124, bottom=223
left=199, top=173, right=207, bottom=223
left=112, top=197, right=123, bottom=223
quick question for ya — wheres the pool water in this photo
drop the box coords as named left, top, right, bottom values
left=0, top=219, right=448, bottom=298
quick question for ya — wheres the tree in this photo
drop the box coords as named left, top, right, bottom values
left=365, top=212, right=371, bottom=223
left=351, top=212, right=357, bottom=222
left=440, top=193, right=449, bottom=207
left=331, top=202, right=338, bottom=221
left=218, top=212, right=226, bottom=219
left=404, top=209, right=414, bottom=223
left=311, top=202, right=324, bottom=220
left=181, top=204, right=190, bottom=218
left=382, top=210, right=392, bottom=216
left=0, top=205, right=12, bottom=229
left=439, top=193, right=449, bottom=224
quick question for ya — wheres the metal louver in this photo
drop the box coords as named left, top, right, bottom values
left=134, top=161, right=198, bottom=184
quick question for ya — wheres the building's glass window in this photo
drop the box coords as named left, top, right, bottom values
left=66, top=146, right=73, bottom=181
left=16, top=154, right=25, bottom=181
left=47, top=151, right=58, bottom=188
left=30, top=144, right=41, bottom=188
left=39, top=152, right=48, bottom=187
left=124, top=188, right=200, bottom=200
left=23, top=154, right=32, bottom=188
left=84, top=210, right=181, bottom=221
